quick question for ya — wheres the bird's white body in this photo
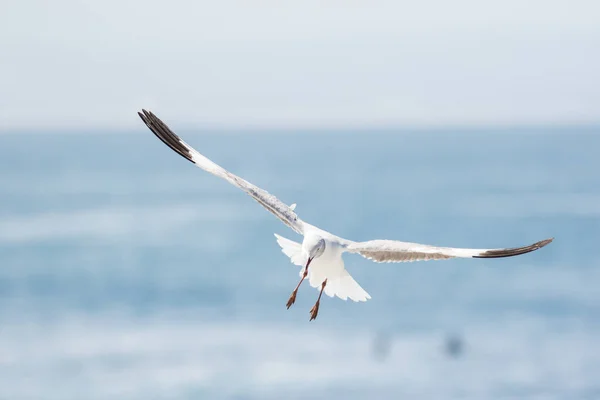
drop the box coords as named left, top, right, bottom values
left=138, top=109, right=553, bottom=318
left=276, top=226, right=371, bottom=302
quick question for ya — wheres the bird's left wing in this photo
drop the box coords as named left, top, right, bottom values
left=138, top=109, right=304, bottom=234
left=346, top=237, right=553, bottom=263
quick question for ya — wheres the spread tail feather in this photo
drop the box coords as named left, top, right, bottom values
left=309, top=269, right=371, bottom=302
left=327, top=272, right=371, bottom=302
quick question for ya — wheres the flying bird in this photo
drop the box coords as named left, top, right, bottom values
left=138, top=109, right=553, bottom=321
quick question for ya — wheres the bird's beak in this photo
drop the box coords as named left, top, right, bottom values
left=305, top=257, right=313, bottom=269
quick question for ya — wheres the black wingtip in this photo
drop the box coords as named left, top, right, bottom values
left=137, top=109, right=195, bottom=164
left=473, top=237, right=554, bottom=259
left=138, top=109, right=153, bottom=125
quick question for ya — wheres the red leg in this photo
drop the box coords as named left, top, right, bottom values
left=309, top=279, right=327, bottom=321
left=286, top=266, right=308, bottom=309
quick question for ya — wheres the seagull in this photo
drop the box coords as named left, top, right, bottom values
left=138, top=109, right=554, bottom=321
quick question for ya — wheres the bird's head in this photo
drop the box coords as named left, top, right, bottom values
left=303, top=236, right=326, bottom=270
left=308, top=238, right=326, bottom=260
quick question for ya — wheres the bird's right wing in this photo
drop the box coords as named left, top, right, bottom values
left=346, top=238, right=553, bottom=263
left=138, top=109, right=304, bottom=234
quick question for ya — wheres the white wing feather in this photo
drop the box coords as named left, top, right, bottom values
left=346, top=238, right=554, bottom=263
left=139, top=110, right=304, bottom=234
left=274, top=233, right=305, bottom=266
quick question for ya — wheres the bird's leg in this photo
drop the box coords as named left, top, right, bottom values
left=309, top=279, right=327, bottom=321
left=286, top=268, right=308, bottom=309
left=286, top=257, right=313, bottom=309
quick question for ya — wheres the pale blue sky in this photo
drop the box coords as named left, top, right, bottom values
left=1, top=0, right=599, bottom=130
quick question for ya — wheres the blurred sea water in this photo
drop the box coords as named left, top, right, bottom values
left=0, top=127, right=599, bottom=399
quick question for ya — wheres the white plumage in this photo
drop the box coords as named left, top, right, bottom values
left=138, top=109, right=553, bottom=320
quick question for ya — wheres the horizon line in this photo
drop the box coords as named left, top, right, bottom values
left=1, top=121, right=599, bottom=136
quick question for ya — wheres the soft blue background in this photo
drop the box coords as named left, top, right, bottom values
left=2, top=1, right=599, bottom=130
left=0, top=127, right=598, bottom=399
